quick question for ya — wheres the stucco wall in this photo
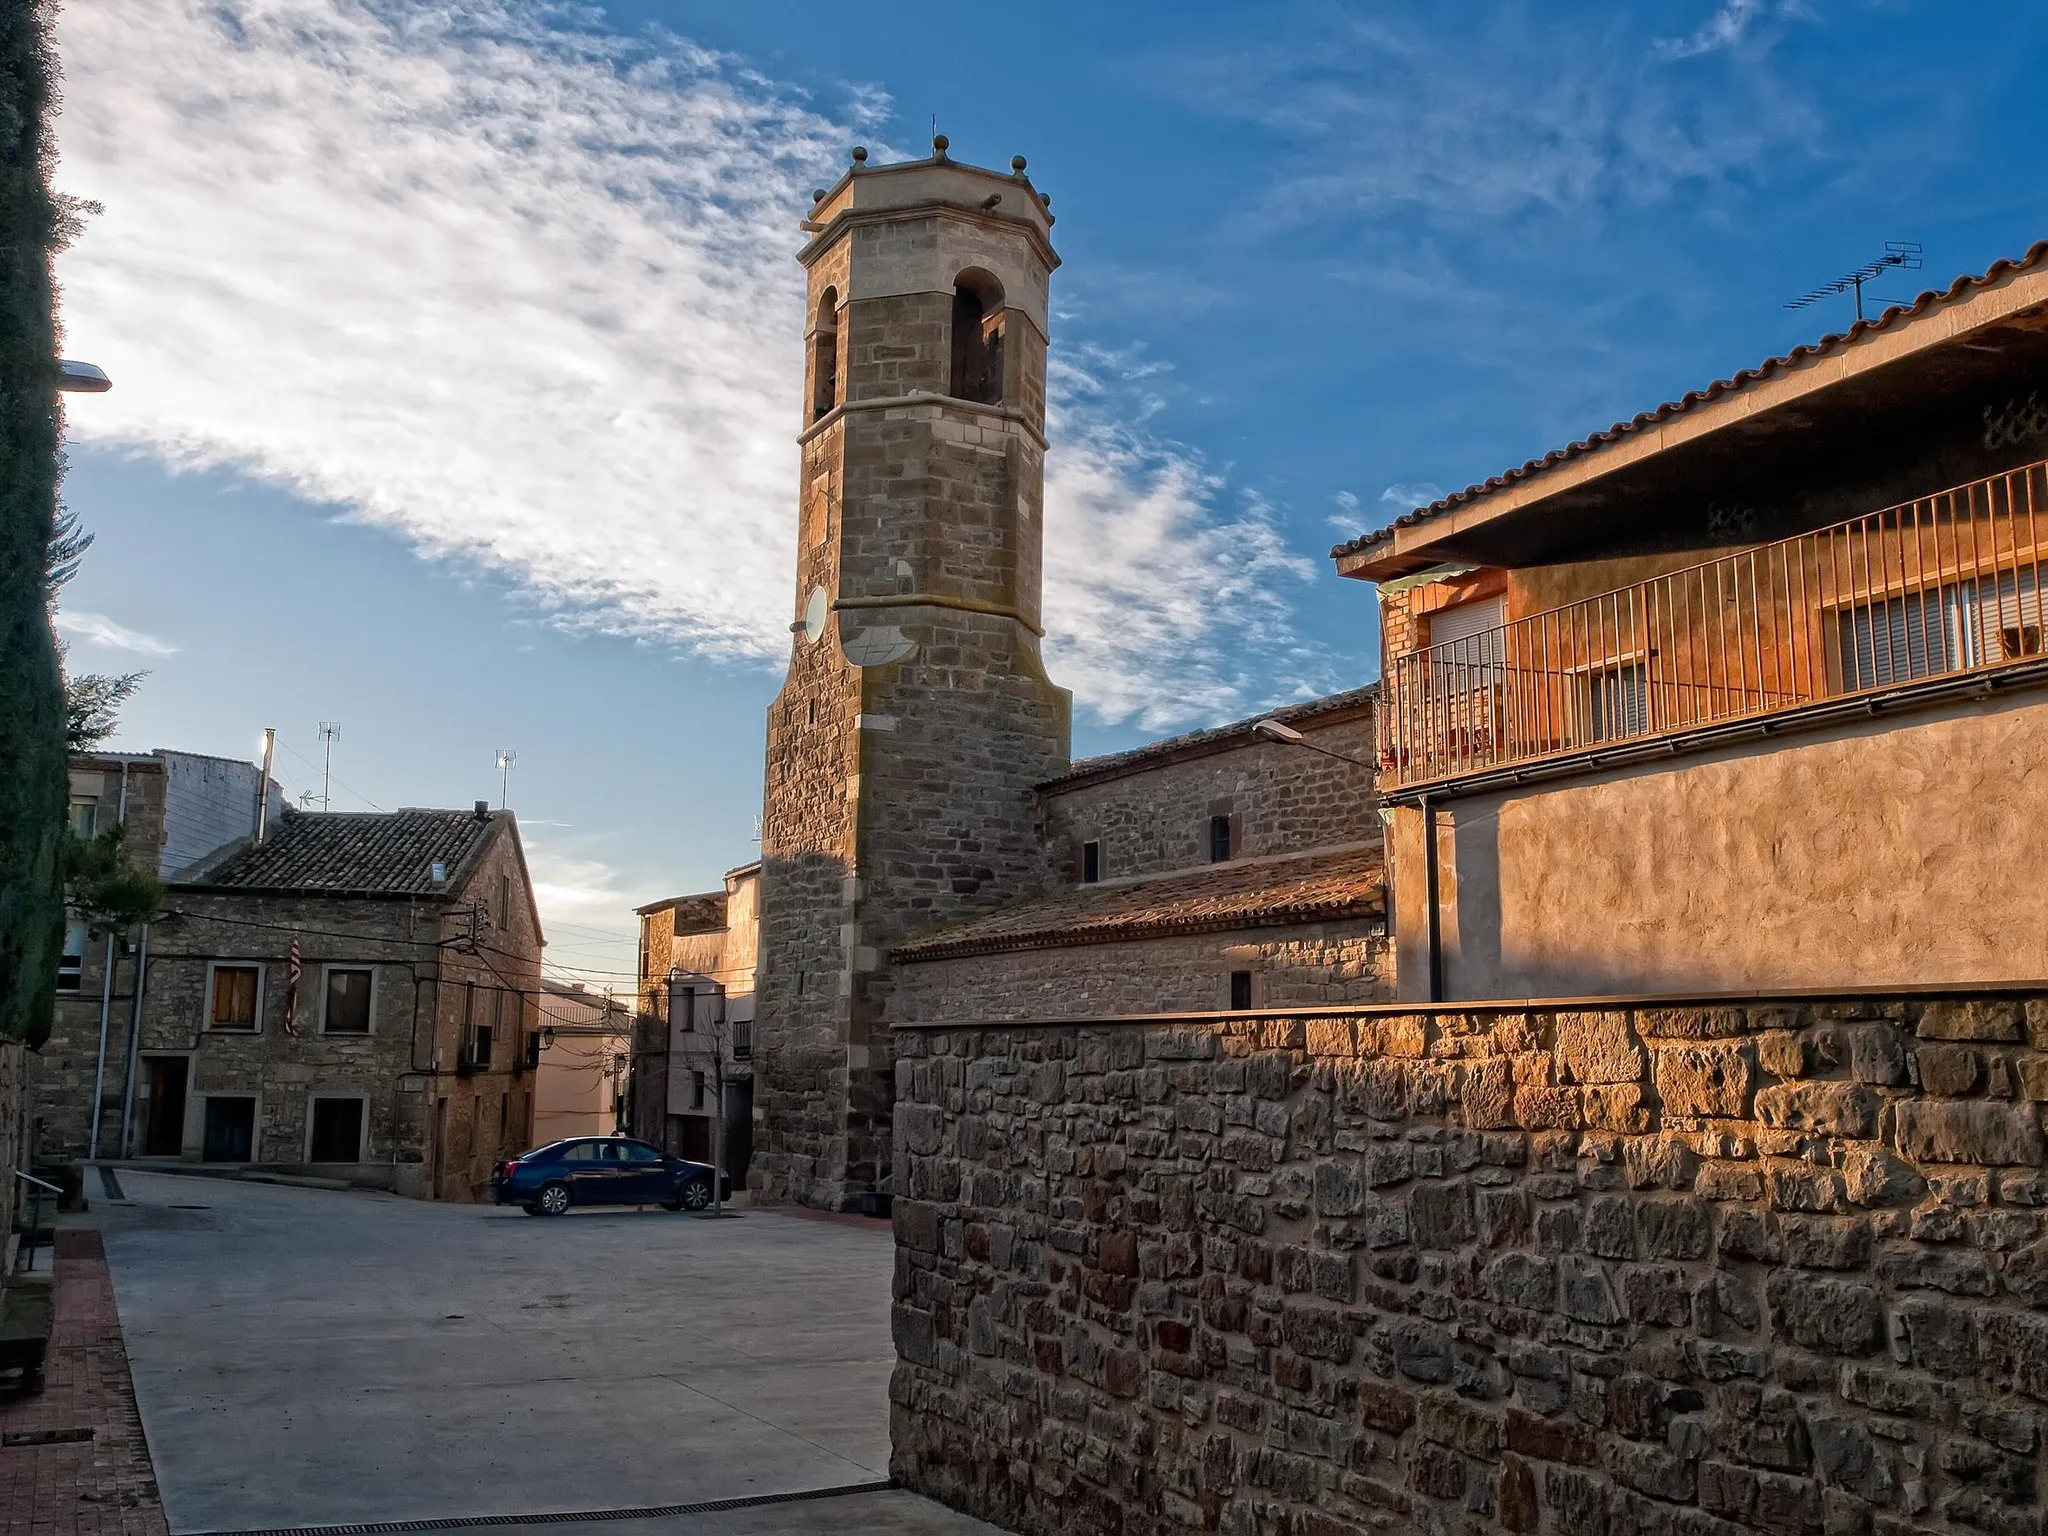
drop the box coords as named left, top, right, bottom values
left=891, top=994, right=2048, bottom=1536
left=1391, top=694, right=2048, bottom=1001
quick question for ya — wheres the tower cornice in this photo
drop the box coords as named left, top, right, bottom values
left=796, top=197, right=1060, bottom=276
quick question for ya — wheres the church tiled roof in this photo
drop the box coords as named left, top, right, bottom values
left=173, top=808, right=502, bottom=897
left=892, top=846, right=1384, bottom=962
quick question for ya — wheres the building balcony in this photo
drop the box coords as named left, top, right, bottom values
left=1381, top=458, right=2048, bottom=794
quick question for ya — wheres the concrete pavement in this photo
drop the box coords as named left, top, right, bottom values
left=98, top=1172, right=995, bottom=1535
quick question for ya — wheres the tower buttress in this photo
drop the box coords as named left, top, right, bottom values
left=752, top=142, right=1070, bottom=1211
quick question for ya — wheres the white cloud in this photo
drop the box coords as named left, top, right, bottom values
left=54, top=608, right=178, bottom=656
left=54, top=0, right=1323, bottom=730
left=1380, top=482, right=1445, bottom=509
left=1655, top=0, right=1780, bottom=60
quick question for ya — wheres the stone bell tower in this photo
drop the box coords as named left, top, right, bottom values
left=751, top=139, right=1073, bottom=1211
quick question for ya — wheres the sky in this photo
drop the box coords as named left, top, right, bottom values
left=45, top=0, right=2048, bottom=988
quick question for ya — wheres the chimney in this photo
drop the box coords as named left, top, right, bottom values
left=473, top=799, right=490, bottom=822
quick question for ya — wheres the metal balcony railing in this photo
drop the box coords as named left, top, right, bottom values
left=1381, top=459, right=2048, bottom=790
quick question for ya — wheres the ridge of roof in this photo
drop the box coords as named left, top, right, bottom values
left=1332, top=239, right=2048, bottom=564
left=1041, top=683, right=1379, bottom=793
left=893, top=845, right=1384, bottom=963
left=170, top=807, right=505, bottom=898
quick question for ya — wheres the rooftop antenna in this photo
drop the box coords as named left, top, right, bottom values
left=1786, top=241, right=1924, bottom=324
left=496, top=748, right=517, bottom=810
left=318, top=722, right=339, bottom=811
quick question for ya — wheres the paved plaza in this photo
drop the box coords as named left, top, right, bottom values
left=95, top=1172, right=994, bottom=1535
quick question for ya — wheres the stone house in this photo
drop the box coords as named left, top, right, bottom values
left=45, top=749, right=281, bottom=1160
left=629, top=863, right=758, bottom=1180
left=1337, top=239, right=2048, bottom=1002
left=37, top=789, right=542, bottom=1200
left=532, top=980, right=631, bottom=1144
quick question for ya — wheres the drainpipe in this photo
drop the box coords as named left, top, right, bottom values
left=86, top=761, right=133, bottom=1162
left=116, top=924, right=149, bottom=1157
left=1422, top=796, right=1444, bottom=1005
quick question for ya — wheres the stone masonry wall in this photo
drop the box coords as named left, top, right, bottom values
left=895, top=922, right=1390, bottom=1024
left=1045, top=715, right=1377, bottom=885
left=891, top=995, right=2048, bottom=1536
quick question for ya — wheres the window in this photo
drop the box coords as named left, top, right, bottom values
left=1082, top=840, right=1101, bottom=884
left=470, top=1023, right=494, bottom=1070
left=692, top=1071, right=707, bottom=1110
left=57, top=919, right=87, bottom=995
left=811, top=287, right=839, bottom=420
left=68, top=797, right=99, bottom=838
left=1835, top=573, right=2045, bottom=692
left=308, top=1099, right=364, bottom=1163
left=322, top=968, right=373, bottom=1033
left=1229, top=971, right=1253, bottom=1011
left=1584, top=662, right=1648, bottom=742
left=732, top=1020, right=753, bottom=1061
left=499, top=1092, right=508, bottom=1132
left=209, top=965, right=261, bottom=1030
left=949, top=269, right=1005, bottom=404
left=202, top=1096, right=257, bottom=1162
left=561, top=1141, right=599, bottom=1163
left=1209, top=815, right=1233, bottom=864
left=622, top=1141, right=662, bottom=1164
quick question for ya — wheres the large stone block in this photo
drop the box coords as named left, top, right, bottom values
left=1557, top=1011, right=1647, bottom=1085
left=1754, top=1082, right=1879, bottom=1138
left=1892, top=1102, right=2046, bottom=1166
left=1657, top=1044, right=1755, bottom=1119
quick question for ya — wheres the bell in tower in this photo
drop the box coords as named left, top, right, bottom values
left=751, top=138, right=1074, bottom=1212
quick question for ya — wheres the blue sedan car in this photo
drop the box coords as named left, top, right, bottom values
left=492, top=1137, right=727, bottom=1216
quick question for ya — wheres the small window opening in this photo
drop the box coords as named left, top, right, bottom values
left=692, top=1071, right=708, bottom=1110
left=811, top=288, right=839, bottom=420
left=950, top=269, right=1005, bottom=405
left=1082, top=840, right=1100, bottom=884
left=1209, top=815, right=1233, bottom=863
left=1229, top=971, right=1253, bottom=1011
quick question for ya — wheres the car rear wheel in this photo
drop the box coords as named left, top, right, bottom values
left=677, top=1179, right=712, bottom=1212
left=535, top=1181, right=571, bottom=1217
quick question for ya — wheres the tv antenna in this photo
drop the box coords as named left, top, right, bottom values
left=318, top=722, right=340, bottom=810
left=1786, top=242, right=1924, bottom=324
left=495, top=748, right=518, bottom=810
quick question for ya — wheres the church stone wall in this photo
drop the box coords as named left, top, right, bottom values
left=1046, top=713, right=1378, bottom=884
left=895, top=921, right=1389, bottom=1025
left=891, top=994, right=2048, bottom=1536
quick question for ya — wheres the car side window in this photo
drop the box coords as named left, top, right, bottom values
left=560, top=1142, right=598, bottom=1163
left=600, top=1142, right=627, bottom=1163
left=623, top=1143, right=662, bottom=1163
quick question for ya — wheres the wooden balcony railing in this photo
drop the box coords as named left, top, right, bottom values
left=1381, top=459, right=2048, bottom=790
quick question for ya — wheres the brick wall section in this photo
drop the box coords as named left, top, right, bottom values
left=896, top=923, right=1389, bottom=1022
left=890, top=996, right=2048, bottom=1536
left=1044, top=716, right=1377, bottom=884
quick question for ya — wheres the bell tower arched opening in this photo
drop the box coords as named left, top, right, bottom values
left=810, top=287, right=839, bottom=421
left=949, top=268, right=1005, bottom=405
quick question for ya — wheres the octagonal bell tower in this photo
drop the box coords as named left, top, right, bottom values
left=752, top=140, right=1073, bottom=1211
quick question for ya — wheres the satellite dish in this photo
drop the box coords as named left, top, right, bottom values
left=841, top=624, right=914, bottom=668
left=800, top=586, right=829, bottom=645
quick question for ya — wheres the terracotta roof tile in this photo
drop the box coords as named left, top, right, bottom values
left=894, top=846, right=1384, bottom=962
left=1333, top=240, right=2048, bottom=564
left=174, top=808, right=500, bottom=896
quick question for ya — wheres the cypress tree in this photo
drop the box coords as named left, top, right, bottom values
left=0, top=0, right=68, bottom=1048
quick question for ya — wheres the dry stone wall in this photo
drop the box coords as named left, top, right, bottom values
left=890, top=995, right=2048, bottom=1536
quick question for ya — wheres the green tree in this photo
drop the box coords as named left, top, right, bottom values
left=65, top=822, right=160, bottom=936
left=0, top=0, right=69, bottom=1047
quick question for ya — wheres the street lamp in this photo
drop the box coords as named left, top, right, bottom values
left=1251, top=715, right=1376, bottom=771
left=58, top=360, right=111, bottom=393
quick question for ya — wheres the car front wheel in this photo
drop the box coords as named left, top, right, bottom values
left=535, top=1181, right=571, bottom=1217
left=677, top=1179, right=712, bottom=1212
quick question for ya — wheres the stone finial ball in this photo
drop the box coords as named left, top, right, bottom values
left=1039, top=192, right=1052, bottom=206
left=851, top=146, right=869, bottom=163
left=1010, top=155, right=1027, bottom=172
left=811, top=189, right=827, bottom=203
left=932, top=134, right=950, bottom=152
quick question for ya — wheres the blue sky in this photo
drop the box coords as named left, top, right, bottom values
left=48, top=0, right=2046, bottom=985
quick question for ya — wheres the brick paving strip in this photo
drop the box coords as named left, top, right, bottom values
left=0, top=1227, right=169, bottom=1536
